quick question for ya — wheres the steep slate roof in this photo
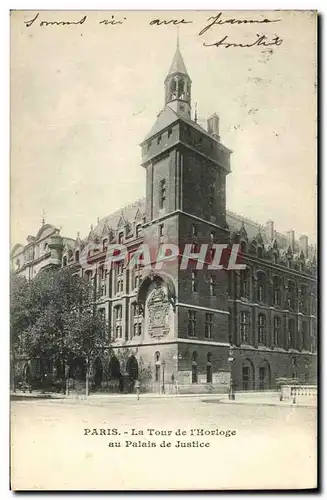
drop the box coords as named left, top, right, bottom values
left=85, top=197, right=312, bottom=258
left=166, top=43, right=189, bottom=77
left=91, top=198, right=146, bottom=238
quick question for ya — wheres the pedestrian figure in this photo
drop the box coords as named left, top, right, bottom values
left=135, top=379, right=140, bottom=401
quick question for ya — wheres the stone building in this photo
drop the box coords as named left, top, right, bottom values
left=11, top=43, right=317, bottom=393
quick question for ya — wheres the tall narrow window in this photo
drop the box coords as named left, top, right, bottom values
left=302, top=321, right=308, bottom=350
left=273, top=276, right=281, bottom=306
left=257, top=272, right=266, bottom=303
left=209, top=275, right=216, bottom=296
left=159, top=224, right=164, bottom=238
left=118, top=232, right=123, bottom=244
left=188, top=310, right=196, bottom=336
left=206, top=353, right=213, bottom=383
left=287, top=281, right=295, bottom=310
left=191, top=223, right=197, bottom=237
left=205, top=313, right=213, bottom=339
left=240, top=268, right=250, bottom=299
left=191, top=270, right=198, bottom=292
left=136, top=225, right=142, bottom=238
left=191, top=352, right=198, bottom=384
left=159, top=179, right=166, bottom=209
left=240, top=312, right=249, bottom=343
left=273, top=316, right=281, bottom=346
left=287, top=318, right=295, bottom=349
left=258, top=314, right=266, bottom=345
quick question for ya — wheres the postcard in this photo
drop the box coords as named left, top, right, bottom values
left=10, top=10, right=317, bottom=491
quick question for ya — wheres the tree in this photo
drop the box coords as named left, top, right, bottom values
left=63, top=308, right=109, bottom=396
left=11, top=267, right=109, bottom=395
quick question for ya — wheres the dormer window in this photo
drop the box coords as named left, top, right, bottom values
left=118, top=232, right=123, bottom=244
left=136, top=225, right=142, bottom=238
left=157, top=134, right=162, bottom=145
left=75, top=250, right=80, bottom=263
left=103, top=239, right=108, bottom=252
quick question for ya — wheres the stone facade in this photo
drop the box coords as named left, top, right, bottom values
left=11, top=44, right=317, bottom=393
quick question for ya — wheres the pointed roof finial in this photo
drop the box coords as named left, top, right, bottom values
left=177, top=26, right=180, bottom=49
left=166, top=35, right=189, bottom=78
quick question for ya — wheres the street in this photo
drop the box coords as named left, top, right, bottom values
left=11, top=395, right=317, bottom=491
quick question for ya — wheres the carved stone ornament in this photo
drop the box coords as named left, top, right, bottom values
left=147, top=286, right=170, bottom=338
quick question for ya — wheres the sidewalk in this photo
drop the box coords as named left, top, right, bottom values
left=10, top=390, right=317, bottom=408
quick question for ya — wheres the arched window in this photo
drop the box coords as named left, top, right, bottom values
left=258, top=314, right=266, bottom=345
left=191, top=352, right=198, bottom=384
left=63, top=256, right=67, bottom=267
left=75, top=250, right=80, bottom=263
left=206, top=353, right=213, bottom=383
left=240, top=240, right=246, bottom=254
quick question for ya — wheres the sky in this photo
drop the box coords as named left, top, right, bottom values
left=10, top=10, right=317, bottom=246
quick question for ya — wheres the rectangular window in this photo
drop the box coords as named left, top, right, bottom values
left=273, top=316, right=281, bottom=346
left=205, top=313, right=213, bottom=339
left=210, top=276, right=216, bottom=296
left=159, top=179, right=166, bottom=209
left=188, top=310, right=196, bottom=336
left=116, top=305, right=122, bottom=320
left=240, top=312, right=249, bottom=343
left=192, top=270, right=197, bottom=292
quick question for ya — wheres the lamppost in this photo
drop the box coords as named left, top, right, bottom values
left=162, top=360, right=166, bottom=394
left=228, top=347, right=235, bottom=400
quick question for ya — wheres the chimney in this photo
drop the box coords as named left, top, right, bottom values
left=286, top=230, right=295, bottom=250
left=265, top=220, right=274, bottom=242
left=207, top=113, right=220, bottom=141
left=299, top=235, right=309, bottom=258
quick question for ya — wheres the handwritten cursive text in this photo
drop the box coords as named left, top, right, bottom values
left=199, top=12, right=281, bottom=36
left=203, top=34, right=283, bottom=49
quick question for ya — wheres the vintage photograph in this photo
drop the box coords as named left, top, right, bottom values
left=10, top=10, right=317, bottom=490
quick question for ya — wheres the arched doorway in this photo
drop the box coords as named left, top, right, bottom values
left=126, top=356, right=139, bottom=380
left=258, top=360, right=271, bottom=390
left=108, top=356, right=121, bottom=379
left=108, top=355, right=122, bottom=392
left=94, top=358, right=103, bottom=390
left=242, top=359, right=255, bottom=390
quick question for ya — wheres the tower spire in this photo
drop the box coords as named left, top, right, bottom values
left=41, top=209, right=45, bottom=226
left=164, top=39, right=192, bottom=118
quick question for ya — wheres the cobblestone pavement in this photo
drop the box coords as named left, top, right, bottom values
left=11, top=397, right=317, bottom=491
